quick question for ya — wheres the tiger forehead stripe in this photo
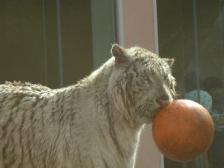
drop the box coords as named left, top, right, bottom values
left=128, top=47, right=158, bottom=58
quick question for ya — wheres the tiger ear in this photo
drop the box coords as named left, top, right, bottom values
left=164, top=58, right=175, bottom=67
left=111, top=44, right=129, bottom=64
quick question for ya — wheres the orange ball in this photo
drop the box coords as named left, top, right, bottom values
left=152, top=99, right=215, bottom=162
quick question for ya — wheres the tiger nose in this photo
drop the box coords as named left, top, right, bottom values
left=156, top=94, right=171, bottom=106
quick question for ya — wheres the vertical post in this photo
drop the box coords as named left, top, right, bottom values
left=152, top=0, right=164, bottom=167
left=56, top=0, right=64, bottom=87
left=90, top=0, right=117, bottom=69
left=192, top=0, right=200, bottom=103
left=41, top=0, right=48, bottom=85
left=192, top=1, right=206, bottom=168
left=118, top=0, right=163, bottom=167
left=153, top=0, right=159, bottom=54
left=115, top=0, right=125, bottom=46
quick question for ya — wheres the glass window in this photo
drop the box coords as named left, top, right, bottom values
left=0, top=0, right=114, bottom=88
left=157, top=0, right=224, bottom=167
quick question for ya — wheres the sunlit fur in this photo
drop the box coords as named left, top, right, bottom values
left=0, top=45, right=176, bottom=168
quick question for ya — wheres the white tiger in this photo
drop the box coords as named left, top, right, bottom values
left=0, top=44, right=176, bottom=168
